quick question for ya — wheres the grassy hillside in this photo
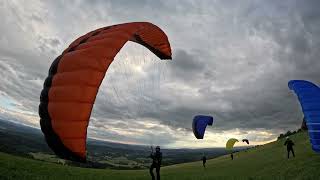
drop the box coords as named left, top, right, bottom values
left=1, top=131, right=320, bottom=180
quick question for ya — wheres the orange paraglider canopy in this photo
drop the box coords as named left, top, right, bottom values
left=39, top=22, right=172, bottom=162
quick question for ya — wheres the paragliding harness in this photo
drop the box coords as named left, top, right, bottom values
left=150, top=146, right=162, bottom=180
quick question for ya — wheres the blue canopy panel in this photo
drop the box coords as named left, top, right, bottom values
left=192, top=115, right=214, bottom=139
left=288, top=80, right=320, bottom=152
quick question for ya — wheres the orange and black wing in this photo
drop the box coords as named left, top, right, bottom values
left=39, top=22, right=172, bottom=162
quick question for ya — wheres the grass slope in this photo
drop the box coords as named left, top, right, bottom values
left=1, top=131, right=320, bottom=180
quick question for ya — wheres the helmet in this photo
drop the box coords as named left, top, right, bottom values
left=156, top=146, right=160, bottom=150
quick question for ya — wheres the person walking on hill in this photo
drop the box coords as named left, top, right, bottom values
left=202, top=155, right=207, bottom=168
left=149, top=146, right=162, bottom=180
left=284, top=137, right=295, bottom=159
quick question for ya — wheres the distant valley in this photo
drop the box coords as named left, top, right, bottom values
left=0, top=119, right=234, bottom=169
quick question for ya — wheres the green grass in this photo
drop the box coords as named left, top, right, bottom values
left=1, top=131, right=320, bottom=180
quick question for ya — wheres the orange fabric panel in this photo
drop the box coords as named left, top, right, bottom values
left=52, top=70, right=106, bottom=87
left=135, top=24, right=172, bottom=58
left=48, top=102, right=93, bottom=121
left=52, top=121, right=88, bottom=138
left=58, top=48, right=110, bottom=73
left=63, top=29, right=104, bottom=54
left=88, top=31, right=132, bottom=43
left=63, top=139, right=86, bottom=157
left=75, top=36, right=127, bottom=52
left=49, top=86, right=99, bottom=103
left=102, top=22, right=138, bottom=33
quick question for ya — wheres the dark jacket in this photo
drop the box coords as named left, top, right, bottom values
left=150, top=151, right=162, bottom=165
left=202, top=156, right=206, bottom=162
left=284, top=139, right=294, bottom=150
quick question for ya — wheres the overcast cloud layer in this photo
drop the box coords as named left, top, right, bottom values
left=1, top=0, right=320, bottom=148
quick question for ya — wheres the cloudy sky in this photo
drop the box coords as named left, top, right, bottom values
left=1, top=0, right=320, bottom=149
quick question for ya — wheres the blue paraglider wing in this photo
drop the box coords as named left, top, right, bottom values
left=288, top=80, right=320, bottom=152
left=242, top=139, right=249, bottom=144
left=192, top=115, right=214, bottom=139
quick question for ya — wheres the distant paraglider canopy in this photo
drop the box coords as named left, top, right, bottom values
left=242, top=139, right=249, bottom=145
left=288, top=80, right=320, bottom=152
left=192, top=115, right=214, bottom=139
left=39, top=22, right=172, bottom=162
left=226, top=138, right=239, bottom=151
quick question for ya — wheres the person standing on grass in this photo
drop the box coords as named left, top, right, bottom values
left=149, top=146, right=162, bottom=180
left=202, top=154, right=207, bottom=168
left=284, top=136, right=295, bottom=159
left=230, top=153, right=234, bottom=160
